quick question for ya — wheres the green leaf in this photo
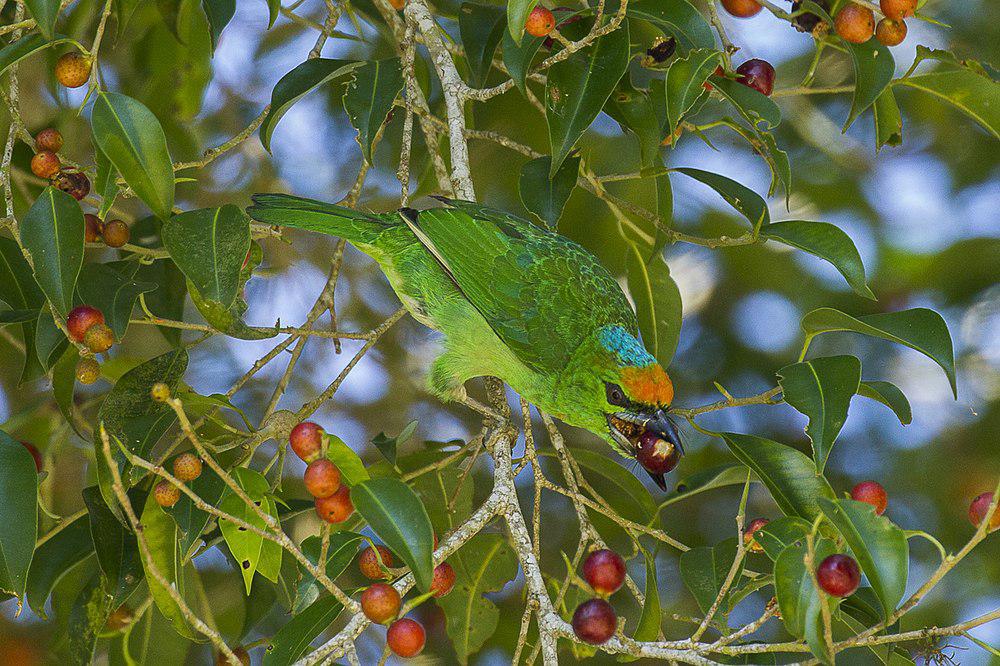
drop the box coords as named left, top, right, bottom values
left=774, top=538, right=839, bottom=664
left=758, top=130, right=791, bottom=204
left=35, top=309, right=68, bottom=370
left=763, top=220, right=875, bottom=299
left=165, top=464, right=228, bottom=560
left=82, top=486, right=142, bottom=605
left=52, top=346, right=80, bottom=433
left=721, top=433, right=836, bottom=520
left=293, top=532, right=364, bottom=613
left=459, top=2, right=505, bottom=87
left=77, top=261, right=157, bottom=339
left=220, top=468, right=282, bottom=594
left=438, top=534, right=518, bottom=663
left=895, top=68, right=1000, bottom=139
left=672, top=167, right=770, bottom=232
left=800, top=307, right=956, bottom=397
left=0, top=236, right=45, bottom=384
left=858, top=380, right=911, bottom=426
left=518, top=155, right=580, bottom=228
left=411, top=465, right=474, bottom=536
left=506, top=0, right=538, bottom=43
left=186, top=278, right=277, bottom=340
left=501, top=28, right=544, bottom=95
left=679, top=537, right=743, bottom=617
left=0, top=309, right=38, bottom=325
left=873, top=88, right=903, bottom=151
left=21, top=187, right=84, bottom=316
left=350, top=478, right=435, bottom=591
left=711, top=76, right=782, bottom=130
left=136, top=256, right=187, bottom=346
left=325, top=434, right=370, bottom=486
left=755, top=516, right=812, bottom=561
left=605, top=83, right=662, bottom=168
left=0, top=431, right=39, bottom=602
left=97, top=348, right=189, bottom=488
left=632, top=551, right=661, bottom=641
left=201, top=0, right=236, bottom=50
left=344, top=58, right=404, bottom=164
left=548, top=447, right=657, bottom=521
left=26, top=513, right=92, bottom=617
left=67, top=574, right=116, bottom=665
left=139, top=489, right=195, bottom=639
left=844, top=39, right=895, bottom=131
left=162, top=205, right=249, bottom=308
left=546, top=24, right=629, bottom=176
left=91, top=92, right=175, bottom=219
left=264, top=0, right=279, bottom=27
left=658, top=463, right=751, bottom=509
left=94, top=146, right=120, bottom=220
left=626, top=249, right=683, bottom=368
left=0, top=33, right=72, bottom=76
left=778, top=355, right=861, bottom=471
left=664, top=49, right=721, bottom=137
left=818, top=498, right=908, bottom=617
left=263, top=596, right=344, bottom=666
left=259, top=59, right=363, bottom=152
left=24, top=0, right=60, bottom=39
left=627, top=0, right=715, bottom=50
left=370, top=420, right=417, bottom=466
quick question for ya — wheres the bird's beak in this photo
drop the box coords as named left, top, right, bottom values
left=642, top=410, right=683, bottom=492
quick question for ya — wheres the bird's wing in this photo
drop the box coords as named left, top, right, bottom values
left=402, top=199, right=637, bottom=372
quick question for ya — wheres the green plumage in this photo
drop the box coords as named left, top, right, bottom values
left=248, top=194, right=657, bottom=452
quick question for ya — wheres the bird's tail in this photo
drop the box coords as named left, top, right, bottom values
left=247, top=193, right=391, bottom=245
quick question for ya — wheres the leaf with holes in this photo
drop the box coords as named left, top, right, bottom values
left=219, top=468, right=281, bottom=594
left=344, top=59, right=404, bottom=164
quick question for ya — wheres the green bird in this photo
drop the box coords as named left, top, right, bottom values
left=247, top=195, right=683, bottom=487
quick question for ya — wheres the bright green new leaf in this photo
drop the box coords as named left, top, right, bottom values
left=351, top=477, right=435, bottom=591
left=325, top=434, right=370, bottom=486
left=763, top=220, right=875, bottom=299
left=139, top=490, right=195, bottom=639
left=21, top=187, right=84, bottom=316
left=800, top=307, right=956, bottom=397
left=778, top=355, right=862, bottom=471
left=219, top=468, right=281, bottom=594
left=873, top=88, right=903, bottom=151
left=91, top=92, right=175, bottom=219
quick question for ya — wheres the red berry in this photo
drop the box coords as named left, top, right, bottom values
left=430, top=562, right=456, bottom=597
left=315, top=485, right=353, bottom=523
left=304, top=459, right=341, bottom=498
left=84, top=214, right=103, bottom=243
left=744, top=518, right=770, bottom=553
left=361, top=583, right=401, bottom=624
left=31, top=151, right=61, bottom=179
left=35, top=128, right=63, bottom=153
left=875, top=18, right=907, bottom=46
left=173, top=453, right=203, bottom=482
left=636, top=430, right=680, bottom=475
left=835, top=3, right=875, bottom=44
left=583, top=549, right=625, bottom=596
left=154, top=480, right=181, bottom=508
left=359, top=545, right=395, bottom=579
left=851, top=481, right=888, bottom=515
left=879, top=0, right=915, bottom=20
left=54, top=52, right=91, bottom=88
left=83, top=323, right=115, bottom=353
left=20, top=441, right=42, bottom=473
left=66, top=305, right=105, bottom=342
left=387, top=618, right=425, bottom=658
left=525, top=6, right=555, bottom=37
left=721, top=0, right=762, bottom=18
left=968, top=492, right=1000, bottom=531
left=816, top=554, right=861, bottom=597
left=571, top=598, right=616, bottom=644
left=53, top=171, right=91, bottom=200
left=289, top=421, right=323, bottom=462
left=102, top=219, right=130, bottom=248
left=736, top=59, right=775, bottom=96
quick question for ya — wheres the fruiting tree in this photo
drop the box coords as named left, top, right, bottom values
left=0, top=0, right=997, bottom=664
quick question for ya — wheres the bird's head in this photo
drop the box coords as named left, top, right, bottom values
left=555, top=325, right=684, bottom=490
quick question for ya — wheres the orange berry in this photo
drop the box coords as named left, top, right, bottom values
left=154, top=480, right=180, bottom=508
left=430, top=561, right=456, bottom=597
left=35, top=128, right=63, bottom=153
left=835, top=3, right=875, bottom=43
left=66, top=305, right=105, bottom=341
left=387, top=618, right=426, bottom=658
left=875, top=18, right=907, bottom=46
left=31, top=151, right=61, bottom=179
left=359, top=545, right=395, bottom=579
left=525, top=6, right=555, bottom=37
left=361, top=583, right=401, bottom=624
left=102, top=219, right=130, bottom=248
left=389, top=0, right=406, bottom=9
left=83, top=322, right=114, bottom=353
left=721, top=0, right=762, bottom=18
left=315, top=485, right=353, bottom=523
left=289, top=421, right=323, bottom=462
left=54, top=52, right=91, bottom=88
left=879, top=0, right=915, bottom=20
left=851, top=481, right=888, bottom=515
left=304, top=458, right=341, bottom=498
left=173, top=453, right=203, bottom=482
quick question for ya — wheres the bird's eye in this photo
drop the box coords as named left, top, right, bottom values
left=605, top=383, right=627, bottom=407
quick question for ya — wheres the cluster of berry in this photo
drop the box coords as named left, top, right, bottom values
left=29, top=126, right=90, bottom=202
left=66, top=305, right=116, bottom=385
left=571, top=548, right=628, bottom=644
left=288, top=422, right=355, bottom=523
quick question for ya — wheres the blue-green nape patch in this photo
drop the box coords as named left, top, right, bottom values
left=599, top=325, right=656, bottom=367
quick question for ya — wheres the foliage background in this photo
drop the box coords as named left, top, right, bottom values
left=0, top=0, right=997, bottom=662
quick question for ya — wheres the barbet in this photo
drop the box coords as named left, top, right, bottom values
left=247, top=195, right=683, bottom=487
